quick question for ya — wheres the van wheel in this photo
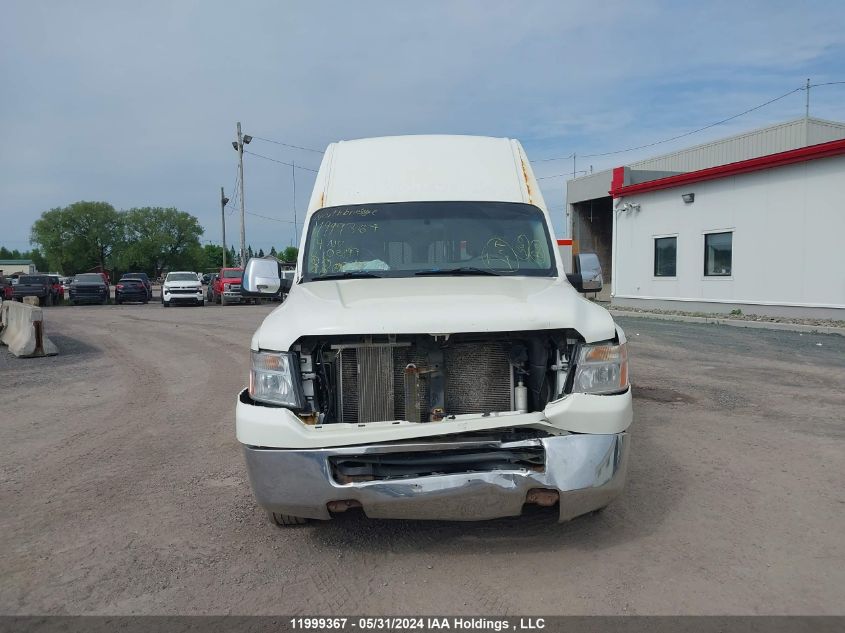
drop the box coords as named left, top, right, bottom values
left=269, top=512, right=308, bottom=526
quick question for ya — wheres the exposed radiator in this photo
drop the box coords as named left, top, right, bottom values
left=337, top=341, right=513, bottom=423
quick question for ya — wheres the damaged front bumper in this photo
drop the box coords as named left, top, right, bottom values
left=242, top=431, right=629, bottom=522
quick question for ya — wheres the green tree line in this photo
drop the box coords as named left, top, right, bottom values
left=18, top=201, right=298, bottom=276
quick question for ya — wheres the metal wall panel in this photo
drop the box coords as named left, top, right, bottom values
left=629, top=118, right=845, bottom=173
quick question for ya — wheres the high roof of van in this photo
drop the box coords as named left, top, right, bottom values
left=306, top=135, right=547, bottom=214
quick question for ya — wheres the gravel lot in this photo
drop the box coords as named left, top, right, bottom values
left=1, top=303, right=843, bottom=615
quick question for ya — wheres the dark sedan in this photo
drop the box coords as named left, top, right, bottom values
left=120, top=272, right=152, bottom=299
left=115, top=278, right=149, bottom=304
left=68, top=273, right=110, bottom=305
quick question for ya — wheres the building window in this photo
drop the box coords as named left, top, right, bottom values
left=704, top=231, right=732, bottom=276
left=654, top=236, right=677, bottom=277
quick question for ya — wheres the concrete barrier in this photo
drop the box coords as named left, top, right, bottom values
left=0, top=301, right=58, bottom=357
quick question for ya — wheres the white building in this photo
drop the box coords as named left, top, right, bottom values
left=0, top=259, right=36, bottom=276
left=566, top=118, right=845, bottom=319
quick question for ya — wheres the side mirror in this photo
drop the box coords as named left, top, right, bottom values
left=568, top=253, right=603, bottom=293
left=242, top=257, right=292, bottom=297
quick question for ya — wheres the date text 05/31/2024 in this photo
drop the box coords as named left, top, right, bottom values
left=289, top=617, right=546, bottom=630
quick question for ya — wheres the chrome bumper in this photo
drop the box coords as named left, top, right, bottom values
left=242, top=432, right=629, bottom=522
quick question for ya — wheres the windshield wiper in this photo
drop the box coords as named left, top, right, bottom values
left=415, top=267, right=500, bottom=276
left=309, top=271, right=383, bottom=281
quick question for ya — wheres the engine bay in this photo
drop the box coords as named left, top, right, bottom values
left=291, top=329, right=583, bottom=424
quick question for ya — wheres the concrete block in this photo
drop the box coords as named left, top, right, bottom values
left=0, top=301, right=59, bottom=357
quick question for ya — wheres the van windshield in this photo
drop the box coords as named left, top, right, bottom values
left=302, top=202, right=557, bottom=281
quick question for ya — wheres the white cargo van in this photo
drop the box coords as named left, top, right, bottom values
left=237, top=135, right=631, bottom=525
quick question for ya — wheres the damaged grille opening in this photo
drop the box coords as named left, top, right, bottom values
left=330, top=446, right=545, bottom=483
left=295, top=330, right=583, bottom=424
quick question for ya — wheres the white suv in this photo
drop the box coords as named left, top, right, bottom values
left=161, top=271, right=204, bottom=307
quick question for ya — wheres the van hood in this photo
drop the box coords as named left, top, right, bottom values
left=254, top=276, right=616, bottom=351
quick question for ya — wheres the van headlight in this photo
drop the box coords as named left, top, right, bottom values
left=572, top=342, right=629, bottom=394
left=249, top=351, right=305, bottom=408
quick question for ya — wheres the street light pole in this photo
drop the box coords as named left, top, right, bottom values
left=220, top=187, right=229, bottom=269
left=236, top=122, right=246, bottom=267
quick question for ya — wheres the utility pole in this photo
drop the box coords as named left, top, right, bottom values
left=805, top=78, right=811, bottom=119
left=236, top=122, right=246, bottom=267
left=291, top=160, right=297, bottom=248
left=220, top=187, right=229, bottom=268
left=805, top=78, right=811, bottom=146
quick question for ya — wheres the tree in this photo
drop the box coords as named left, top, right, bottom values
left=247, top=245, right=254, bottom=261
left=228, top=246, right=238, bottom=267
left=282, top=246, right=298, bottom=263
left=197, top=244, right=224, bottom=271
left=268, top=246, right=278, bottom=258
left=30, top=201, right=122, bottom=274
left=257, top=248, right=265, bottom=258
left=120, top=207, right=203, bottom=277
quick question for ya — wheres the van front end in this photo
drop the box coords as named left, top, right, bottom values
left=235, top=135, right=632, bottom=526
left=236, top=324, right=632, bottom=524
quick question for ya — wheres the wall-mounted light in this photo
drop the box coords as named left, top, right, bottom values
left=682, top=193, right=695, bottom=204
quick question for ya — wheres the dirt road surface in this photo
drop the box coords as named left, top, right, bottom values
left=1, top=303, right=843, bottom=615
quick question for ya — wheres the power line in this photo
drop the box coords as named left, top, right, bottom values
left=251, top=136, right=324, bottom=154
left=227, top=166, right=240, bottom=216
left=533, top=153, right=574, bottom=163
left=245, top=210, right=297, bottom=224
left=582, top=86, right=804, bottom=158
left=531, top=85, right=807, bottom=163
left=243, top=149, right=319, bottom=172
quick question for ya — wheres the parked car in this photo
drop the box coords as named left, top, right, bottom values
left=201, top=273, right=212, bottom=285
left=93, top=271, right=110, bottom=287
left=236, top=135, right=632, bottom=527
left=0, top=274, right=13, bottom=300
left=210, top=268, right=244, bottom=305
left=161, top=271, right=204, bottom=307
left=68, top=273, right=110, bottom=305
left=11, top=274, right=53, bottom=306
left=205, top=274, right=219, bottom=302
left=115, top=277, right=149, bottom=304
left=120, top=272, right=152, bottom=300
left=47, top=275, right=63, bottom=304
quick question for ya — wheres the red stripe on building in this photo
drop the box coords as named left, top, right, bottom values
left=609, top=137, right=845, bottom=198
left=556, top=239, right=573, bottom=246
left=610, top=166, right=626, bottom=194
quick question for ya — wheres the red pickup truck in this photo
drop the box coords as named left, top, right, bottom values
left=210, top=268, right=245, bottom=305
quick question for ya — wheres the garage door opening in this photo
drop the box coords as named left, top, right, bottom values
left=571, top=196, right=612, bottom=301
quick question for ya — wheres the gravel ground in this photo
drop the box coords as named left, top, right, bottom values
left=609, top=304, right=845, bottom=328
left=1, top=304, right=843, bottom=615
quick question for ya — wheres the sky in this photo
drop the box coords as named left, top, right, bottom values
left=2, top=0, right=844, bottom=254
